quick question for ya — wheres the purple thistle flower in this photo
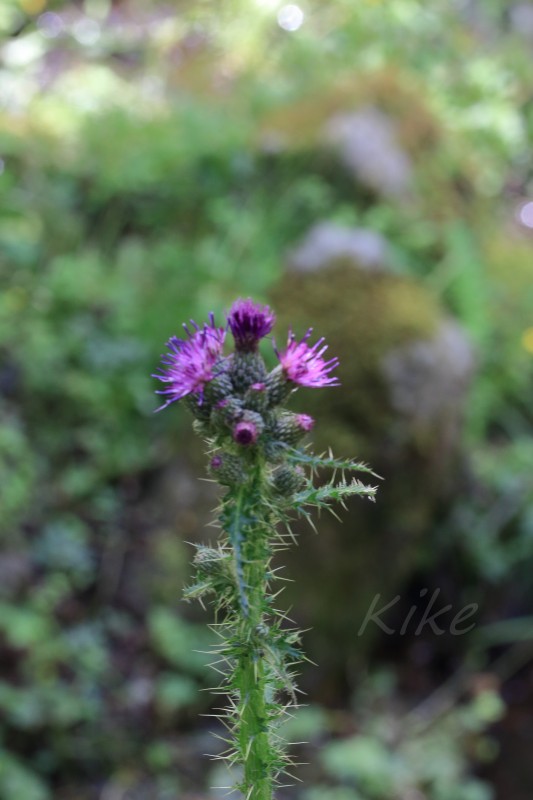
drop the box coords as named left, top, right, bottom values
left=276, top=329, right=340, bottom=388
left=153, top=313, right=226, bottom=410
left=227, top=298, right=276, bottom=352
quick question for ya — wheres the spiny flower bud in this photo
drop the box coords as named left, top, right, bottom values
left=186, top=395, right=212, bottom=422
left=233, top=421, right=259, bottom=446
left=188, top=546, right=236, bottom=601
left=209, top=452, right=247, bottom=485
left=185, top=363, right=233, bottom=425
left=272, top=465, right=306, bottom=496
left=210, top=396, right=244, bottom=430
left=263, top=440, right=287, bottom=463
left=265, top=364, right=293, bottom=407
left=243, top=382, right=268, bottom=413
left=193, top=545, right=229, bottom=575
left=269, top=411, right=316, bottom=446
left=203, top=367, right=234, bottom=405
left=230, top=351, right=267, bottom=393
left=232, top=410, right=265, bottom=447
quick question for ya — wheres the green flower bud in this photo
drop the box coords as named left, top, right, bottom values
left=230, top=352, right=267, bottom=393
left=232, top=410, right=265, bottom=447
left=210, top=397, right=244, bottom=431
left=243, top=382, right=268, bottom=413
left=265, top=364, right=293, bottom=407
left=263, top=440, right=287, bottom=463
left=209, top=452, right=247, bottom=485
left=269, top=411, right=315, bottom=446
left=187, top=546, right=236, bottom=602
left=272, top=465, right=306, bottom=496
left=242, top=410, right=265, bottom=434
left=185, top=364, right=233, bottom=423
left=193, top=545, right=229, bottom=576
left=185, top=394, right=212, bottom=422
left=203, top=367, right=234, bottom=404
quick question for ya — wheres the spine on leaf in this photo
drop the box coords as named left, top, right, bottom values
left=153, top=298, right=378, bottom=798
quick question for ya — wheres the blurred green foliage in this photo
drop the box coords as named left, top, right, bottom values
left=278, top=673, right=504, bottom=800
left=316, top=689, right=503, bottom=800
left=1, top=0, right=533, bottom=798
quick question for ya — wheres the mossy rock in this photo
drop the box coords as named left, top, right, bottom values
left=272, top=264, right=442, bottom=455
left=259, top=66, right=442, bottom=155
left=258, top=66, right=475, bottom=216
left=269, top=259, right=473, bottom=698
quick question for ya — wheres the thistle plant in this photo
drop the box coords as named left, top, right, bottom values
left=153, top=298, right=378, bottom=799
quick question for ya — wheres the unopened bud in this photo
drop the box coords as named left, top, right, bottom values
left=185, top=394, right=212, bottom=422
left=210, top=396, right=244, bottom=430
left=244, top=382, right=268, bottom=412
left=202, top=367, right=234, bottom=404
left=193, top=546, right=228, bottom=575
left=270, top=411, right=315, bottom=446
left=209, top=452, right=246, bottom=485
left=272, top=465, right=306, bottom=496
left=189, top=546, right=235, bottom=597
left=263, top=440, right=287, bottom=463
left=233, top=421, right=258, bottom=446
left=265, top=365, right=293, bottom=407
left=230, top=352, right=267, bottom=393
left=232, top=410, right=265, bottom=446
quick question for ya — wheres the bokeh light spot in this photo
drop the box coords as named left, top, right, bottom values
left=72, top=18, right=101, bottom=46
left=277, top=4, right=304, bottom=31
left=518, top=200, right=533, bottom=228
left=37, top=11, right=64, bottom=38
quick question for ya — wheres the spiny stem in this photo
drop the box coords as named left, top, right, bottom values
left=226, top=485, right=249, bottom=617
left=231, top=464, right=273, bottom=799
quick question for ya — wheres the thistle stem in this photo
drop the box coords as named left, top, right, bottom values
left=231, top=465, right=274, bottom=800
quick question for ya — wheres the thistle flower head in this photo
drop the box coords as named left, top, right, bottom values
left=276, top=328, right=340, bottom=388
left=153, top=313, right=226, bottom=410
left=227, top=298, right=275, bottom=352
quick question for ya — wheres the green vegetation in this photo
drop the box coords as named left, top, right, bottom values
left=1, top=1, right=533, bottom=798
